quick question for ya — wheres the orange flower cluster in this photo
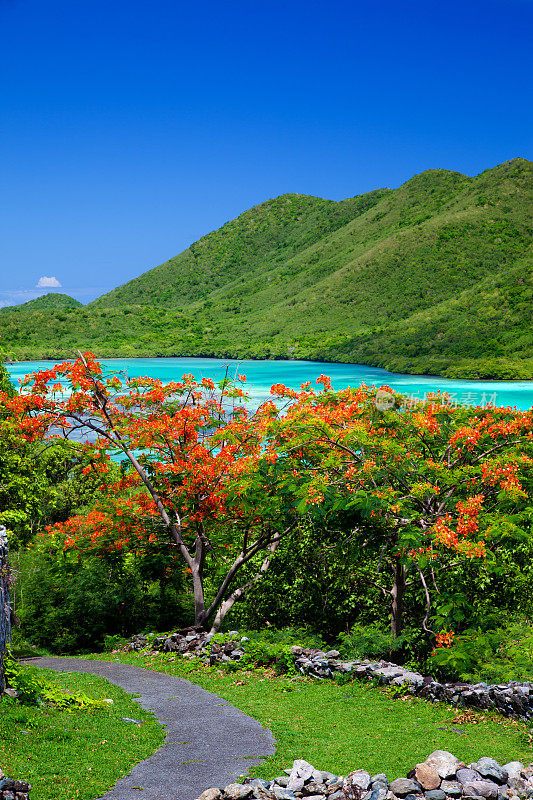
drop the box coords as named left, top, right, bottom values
left=435, top=630, right=454, bottom=648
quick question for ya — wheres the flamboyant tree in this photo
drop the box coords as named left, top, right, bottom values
left=3, top=355, right=532, bottom=639
left=267, top=380, right=533, bottom=637
left=3, top=353, right=294, bottom=632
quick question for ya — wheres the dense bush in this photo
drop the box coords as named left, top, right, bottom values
left=430, top=617, right=533, bottom=683
left=230, top=518, right=386, bottom=638
left=14, top=546, right=191, bottom=653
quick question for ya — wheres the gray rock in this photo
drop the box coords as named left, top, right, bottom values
left=272, top=788, right=296, bottom=800
left=274, top=777, right=289, bottom=787
left=252, top=789, right=271, bottom=800
left=250, top=780, right=271, bottom=789
left=503, top=764, right=524, bottom=781
left=462, top=781, right=499, bottom=799
left=476, top=759, right=508, bottom=785
left=508, top=778, right=527, bottom=792
left=303, top=781, right=323, bottom=795
left=369, top=784, right=389, bottom=800
left=458, top=770, right=483, bottom=785
left=425, top=791, right=446, bottom=800
left=371, top=775, right=389, bottom=786
left=291, top=760, right=315, bottom=782
left=389, top=779, right=422, bottom=796
left=328, top=792, right=345, bottom=800
left=373, top=666, right=404, bottom=681
left=441, top=781, right=462, bottom=797
left=346, top=771, right=372, bottom=791
left=325, top=650, right=341, bottom=658
left=287, top=777, right=305, bottom=792
left=425, top=751, right=460, bottom=780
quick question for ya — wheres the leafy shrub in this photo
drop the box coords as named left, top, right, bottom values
left=232, top=519, right=385, bottom=638
left=430, top=618, right=533, bottom=683
left=338, top=622, right=404, bottom=661
left=208, top=627, right=326, bottom=674
left=3, top=654, right=104, bottom=708
left=15, top=545, right=191, bottom=653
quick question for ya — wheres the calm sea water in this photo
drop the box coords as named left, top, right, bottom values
left=6, top=357, right=533, bottom=410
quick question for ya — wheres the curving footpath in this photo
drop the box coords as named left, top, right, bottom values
left=29, top=657, right=276, bottom=800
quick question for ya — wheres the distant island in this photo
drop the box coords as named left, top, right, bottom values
left=1, top=158, right=531, bottom=380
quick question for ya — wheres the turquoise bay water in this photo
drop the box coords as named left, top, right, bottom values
left=6, top=357, right=533, bottom=410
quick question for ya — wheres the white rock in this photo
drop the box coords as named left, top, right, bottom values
left=291, top=759, right=314, bottom=782
left=197, top=789, right=223, bottom=800
left=425, top=750, right=460, bottom=779
left=503, top=763, right=524, bottom=781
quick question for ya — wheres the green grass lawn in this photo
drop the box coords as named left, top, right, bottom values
left=89, top=652, right=533, bottom=780
left=0, top=666, right=164, bottom=800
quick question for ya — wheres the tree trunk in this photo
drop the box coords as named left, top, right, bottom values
left=390, top=559, right=406, bottom=638
left=208, top=537, right=281, bottom=635
left=191, top=563, right=207, bottom=628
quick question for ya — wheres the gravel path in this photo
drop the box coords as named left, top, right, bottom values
left=29, top=657, right=276, bottom=800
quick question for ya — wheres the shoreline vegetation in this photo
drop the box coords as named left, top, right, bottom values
left=3, top=347, right=533, bottom=382
left=0, top=158, right=531, bottom=381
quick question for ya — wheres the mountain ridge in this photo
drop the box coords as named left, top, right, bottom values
left=1, top=158, right=531, bottom=380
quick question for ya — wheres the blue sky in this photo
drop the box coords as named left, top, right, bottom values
left=1, top=0, right=531, bottom=307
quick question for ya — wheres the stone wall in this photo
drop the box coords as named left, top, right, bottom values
left=128, top=631, right=533, bottom=722
left=0, top=767, right=31, bottom=800
left=194, top=751, right=533, bottom=800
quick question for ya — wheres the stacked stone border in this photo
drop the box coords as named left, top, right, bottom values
left=194, top=751, right=533, bottom=800
left=128, top=631, right=533, bottom=722
left=0, top=766, right=31, bottom=800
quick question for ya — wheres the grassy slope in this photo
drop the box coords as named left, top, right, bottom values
left=1, top=159, right=531, bottom=378
left=0, top=667, right=163, bottom=800
left=90, top=652, right=533, bottom=780
left=92, top=190, right=390, bottom=308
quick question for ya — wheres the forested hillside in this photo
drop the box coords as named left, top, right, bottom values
left=0, top=293, right=82, bottom=313
left=1, top=158, right=531, bottom=379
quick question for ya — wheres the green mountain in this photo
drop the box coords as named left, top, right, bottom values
left=1, top=293, right=82, bottom=312
left=1, top=158, right=531, bottom=379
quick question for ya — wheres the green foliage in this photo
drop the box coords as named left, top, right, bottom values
left=14, top=544, right=190, bottom=653
left=210, top=628, right=326, bottom=674
left=338, top=622, right=406, bottom=661
left=430, top=618, right=533, bottom=683
left=0, top=158, right=531, bottom=378
left=231, top=518, right=385, bottom=636
left=0, top=436, right=119, bottom=548
left=103, top=634, right=128, bottom=652
left=0, top=363, right=15, bottom=397
left=3, top=655, right=104, bottom=708
left=336, top=623, right=432, bottom=673
left=0, top=374, right=119, bottom=548
left=0, top=293, right=82, bottom=312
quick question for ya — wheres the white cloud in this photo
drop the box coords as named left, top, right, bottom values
left=36, top=276, right=62, bottom=288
